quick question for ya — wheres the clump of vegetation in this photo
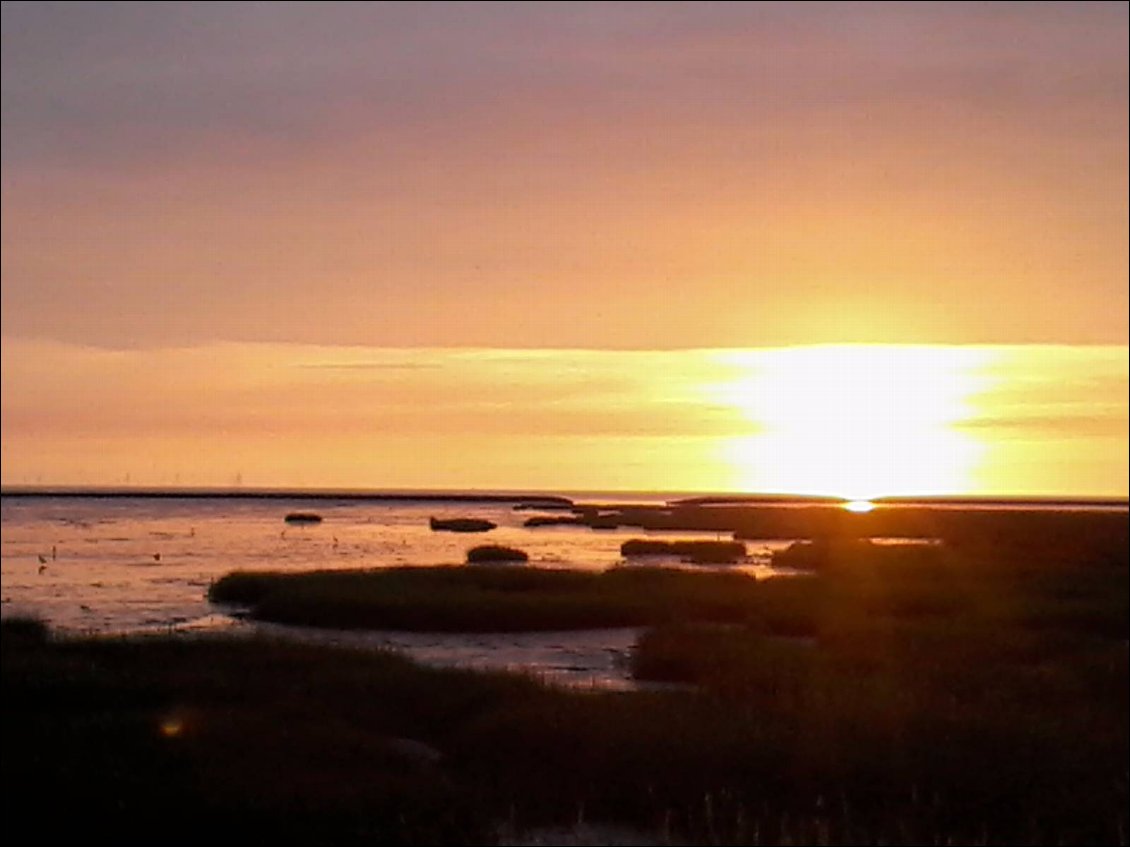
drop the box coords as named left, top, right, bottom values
left=522, top=515, right=584, bottom=527
left=621, top=538, right=747, bottom=564
left=284, top=512, right=323, bottom=524
left=0, top=616, right=49, bottom=645
left=208, top=565, right=763, bottom=632
left=466, top=544, right=527, bottom=563
left=430, top=517, right=497, bottom=533
left=770, top=538, right=945, bottom=571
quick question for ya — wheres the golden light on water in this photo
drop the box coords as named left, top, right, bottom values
left=710, top=346, right=995, bottom=500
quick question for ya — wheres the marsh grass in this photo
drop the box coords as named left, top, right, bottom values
left=626, top=545, right=1128, bottom=844
left=620, top=539, right=747, bottom=564
left=467, top=544, right=528, bottom=563
left=2, top=626, right=511, bottom=845
left=5, top=533, right=1128, bottom=845
left=208, top=565, right=764, bottom=631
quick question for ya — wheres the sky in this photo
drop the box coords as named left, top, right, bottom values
left=1, top=2, right=1127, bottom=496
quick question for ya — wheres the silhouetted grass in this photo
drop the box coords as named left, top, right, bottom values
left=620, top=538, right=747, bottom=563
left=0, top=616, right=49, bottom=645
left=466, top=544, right=527, bottom=562
left=208, top=565, right=763, bottom=632
left=2, top=622, right=512, bottom=845
left=431, top=517, right=497, bottom=533
left=283, top=511, right=323, bottom=524
left=6, top=531, right=1128, bottom=845
left=626, top=544, right=1128, bottom=843
left=770, top=537, right=947, bottom=571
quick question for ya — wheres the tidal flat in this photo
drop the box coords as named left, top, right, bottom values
left=3, top=521, right=1127, bottom=846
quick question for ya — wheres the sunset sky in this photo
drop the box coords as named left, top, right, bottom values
left=2, top=2, right=1127, bottom=497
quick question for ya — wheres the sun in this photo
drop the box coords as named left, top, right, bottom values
left=709, top=345, right=993, bottom=500
left=843, top=499, right=875, bottom=513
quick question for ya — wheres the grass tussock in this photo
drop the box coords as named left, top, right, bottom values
left=283, top=511, right=323, bottom=524
left=466, top=544, right=528, bottom=563
left=620, top=538, right=747, bottom=564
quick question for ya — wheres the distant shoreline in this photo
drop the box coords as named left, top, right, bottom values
left=0, top=486, right=576, bottom=506
left=673, top=493, right=1130, bottom=510
left=0, top=485, right=1125, bottom=510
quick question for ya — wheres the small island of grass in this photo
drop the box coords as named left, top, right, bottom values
left=208, top=565, right=761, bottom=632
left=284, top=511, right=323, bottom=524
left=429, top=516, right=497, bottom=533
left=466, top=544, right=528, bottom=564
left=620, top=538, right=747, bottom=564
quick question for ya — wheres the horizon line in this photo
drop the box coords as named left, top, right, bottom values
left=1, top=484, right=1126, bottom=509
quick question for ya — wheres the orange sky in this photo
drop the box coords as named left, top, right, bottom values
left=2, top=341, right=1125, bottom=497
left=1, top=3, right=1127, bottom=495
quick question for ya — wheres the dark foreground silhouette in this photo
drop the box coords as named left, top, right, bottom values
left=5, top=506, right=1126, bottom=846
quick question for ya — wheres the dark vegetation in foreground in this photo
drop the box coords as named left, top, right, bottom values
left=5, top=527, right=1129, bottom=846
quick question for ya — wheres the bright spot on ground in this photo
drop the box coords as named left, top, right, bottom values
left=159, top=717, right=185, bottom=738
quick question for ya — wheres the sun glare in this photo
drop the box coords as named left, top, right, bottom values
left=843, top=499, right=875, bottom=513
left=710, top=346, right=994, bottom=500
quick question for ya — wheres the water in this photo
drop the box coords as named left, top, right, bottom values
left=0, top=494, right=787, bottom=688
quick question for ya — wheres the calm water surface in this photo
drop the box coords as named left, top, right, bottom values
left=0, top=495, right=788, bottom=688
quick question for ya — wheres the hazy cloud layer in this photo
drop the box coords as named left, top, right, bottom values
left=2, top=2, right=1127, bottom=350
left=2, top=340, right=1125, bottom=494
